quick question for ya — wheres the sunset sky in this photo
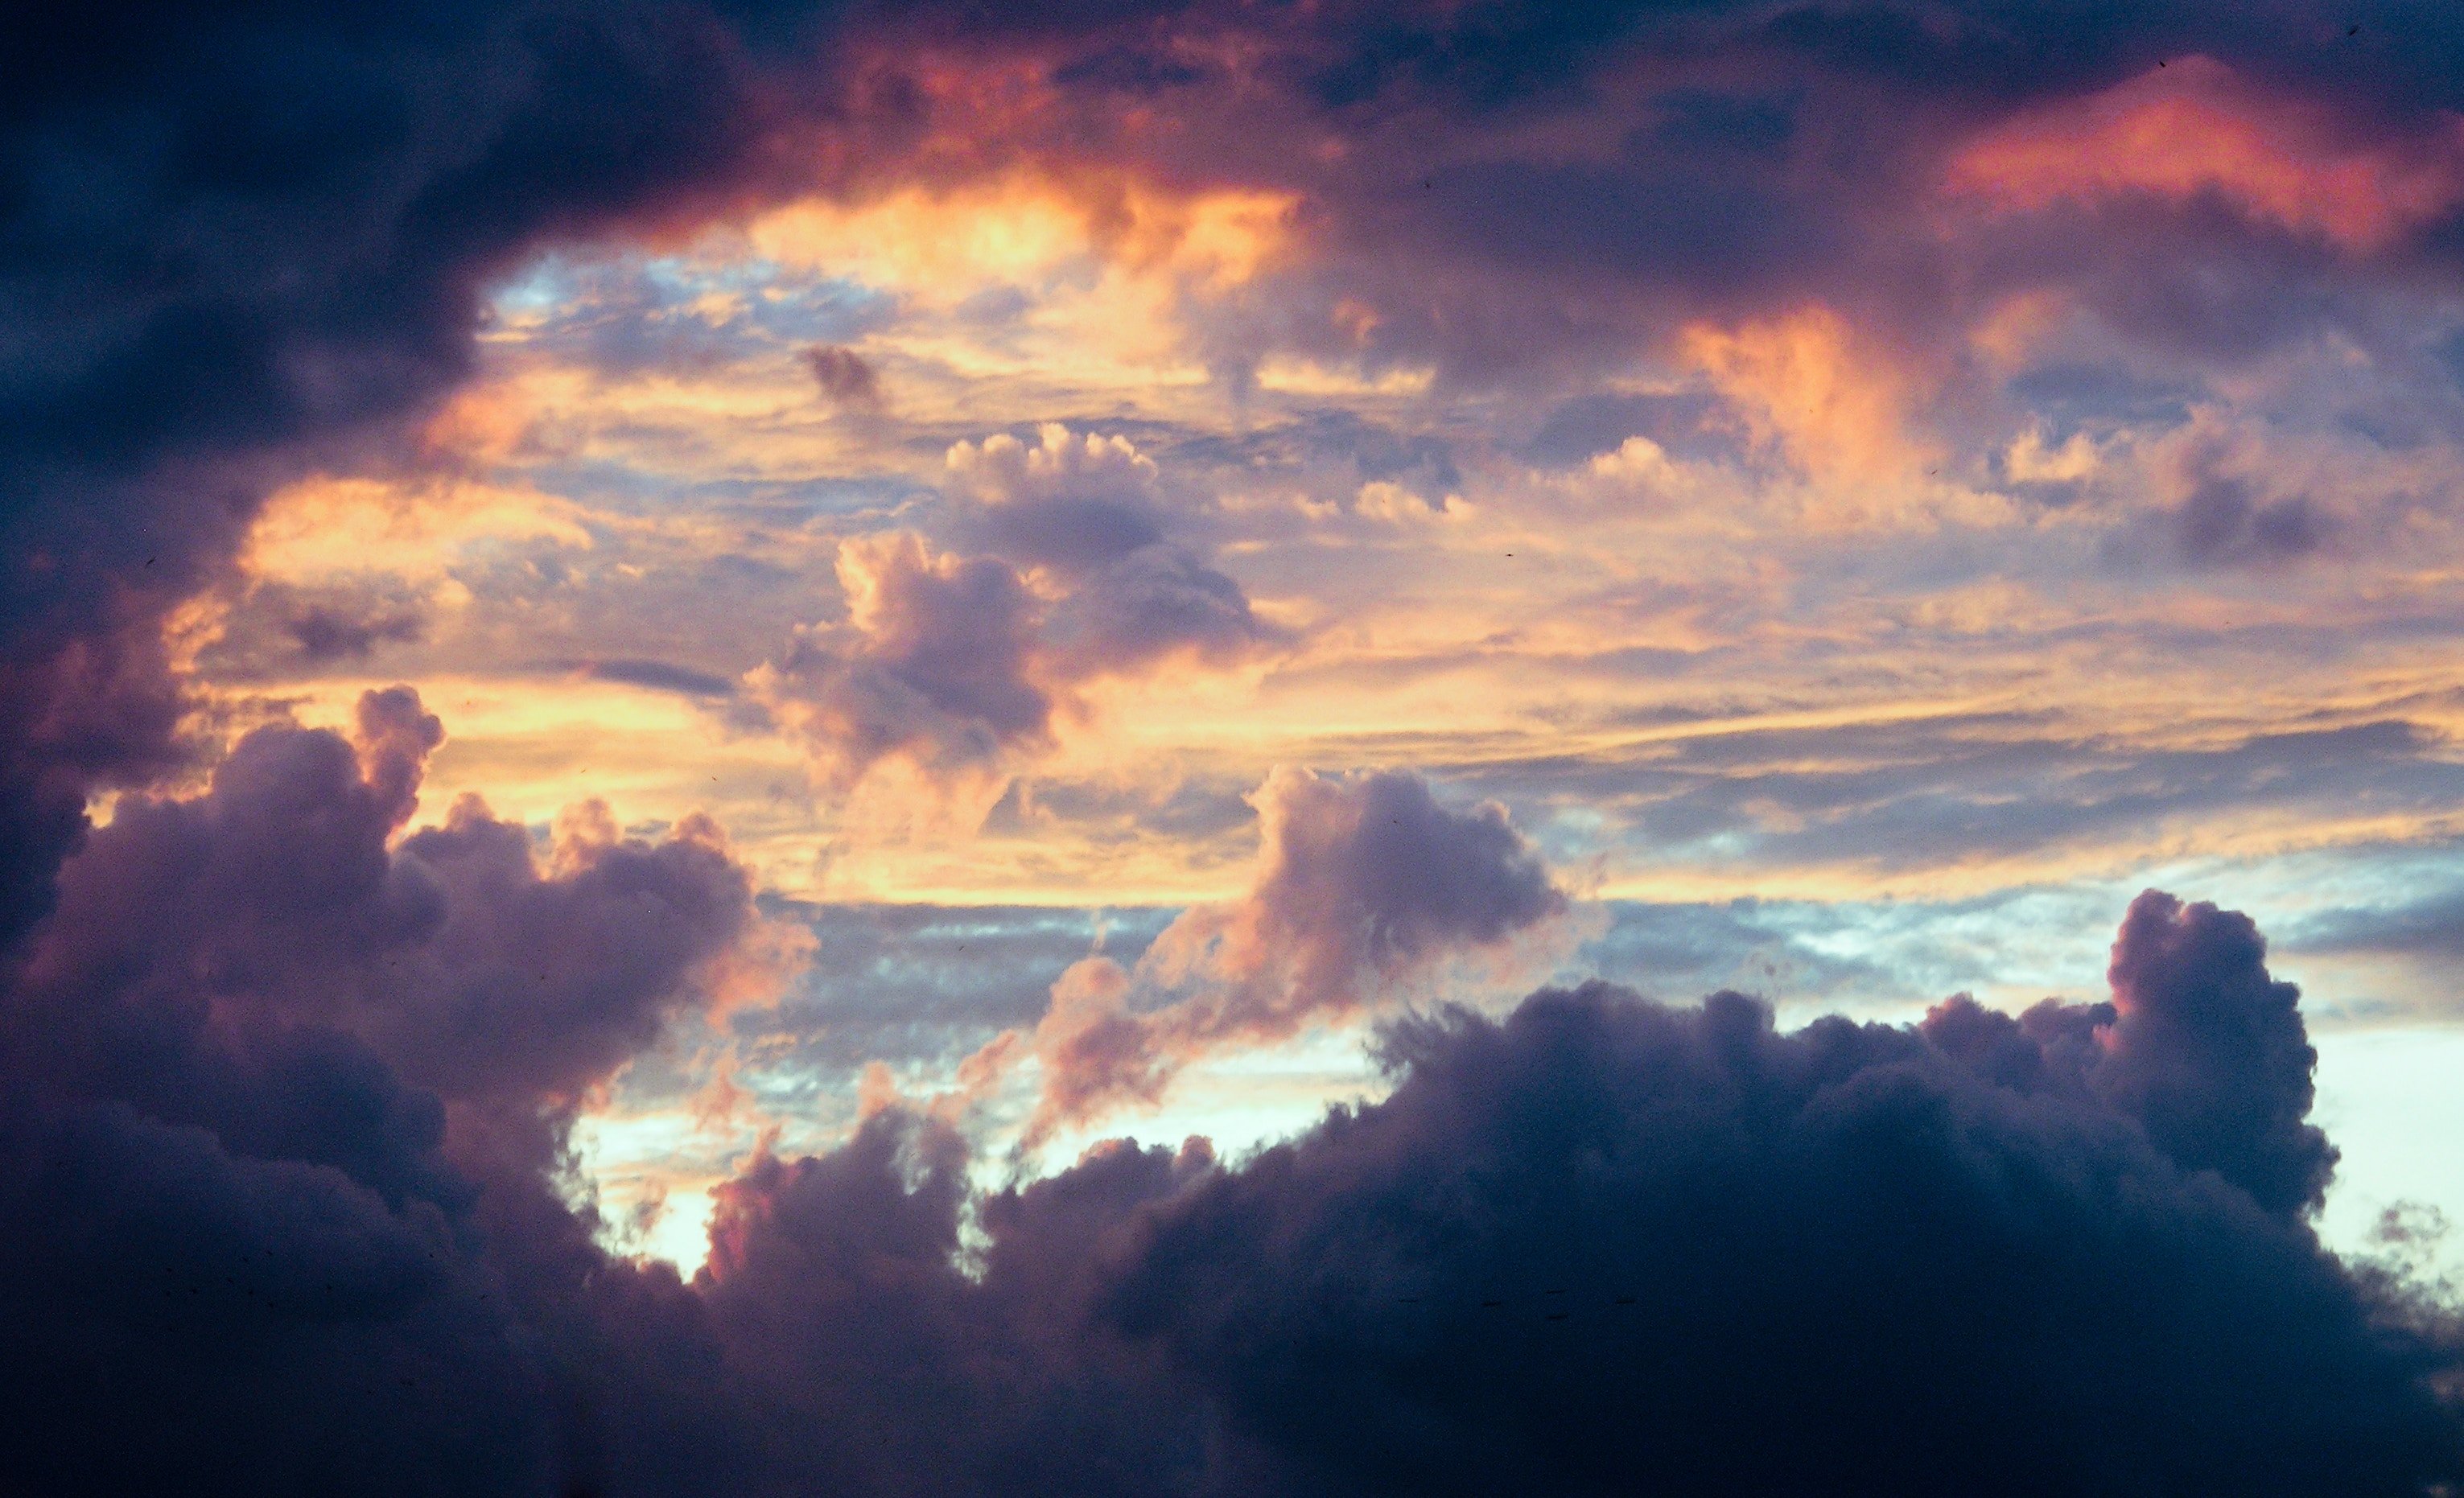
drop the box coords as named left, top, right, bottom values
left=187, top=15, right=2464, bottom=1265
left=11, top=2, right=2464, bottom=1492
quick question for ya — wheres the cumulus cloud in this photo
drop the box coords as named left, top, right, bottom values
left=2095, top=890, right=2338, bottom=1217
left=752, top=428, right=1279, bottom=797
left=0, top=673, right=2451, bottom=1496
left=21, top=689, right=766, bottom=1112
left=966, top=767, right=1569, bottom=1142
left=0, top=688, right=785, bottom=1493
left=1101, top=972, right=2454, bottom=1496
left=14, top=4, right=2464, bottom=1492
left=748, top=533, right=1054, bottom=790
left=948, top=425, right=1168, bottom=574
left=401, top=893, right=2464, bottom=1496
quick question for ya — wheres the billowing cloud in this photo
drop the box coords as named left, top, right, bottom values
left=949, top=425, right=1168, bottom=574
left=750, top=533, right=1055, bottom=790
left=2096, top=890, right=2338, bottom=1217
left=0, top=651, right=2452, bottom=1496
left=21, top=689, right=764, bottom=1109
left=969, top=767, right=1569, bottom=1141
left=1102, top=968, right=2453, bottom=1496
left=751, top=426, right=1278, bottom=798
left=0, top=689, right=778, bottom=1493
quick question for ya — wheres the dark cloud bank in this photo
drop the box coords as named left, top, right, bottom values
left=0, top=690, right=2455, bottom=1495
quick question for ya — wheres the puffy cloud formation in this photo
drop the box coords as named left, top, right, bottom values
left=0, top=689, right=771, bottom=1493
left=2097, top=890, right=2338, bottom=1216
left=0, top=672, right=2450, bottom=1493
left=1100, top=976, right=2453, bottom=1496
left=752, top=533, right=1056, bottom=788
left=752, top=427, right=1277, bottom=794
left=20, top=689, right=758, bottom=1108
left=969, top=768, right=1572, bottom=1141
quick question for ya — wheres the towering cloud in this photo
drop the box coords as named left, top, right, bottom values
left=0, top=689, right=773, bottom=1494
left=1099, top=979, right=2454, bottom=1496
left=2094, top=890, right=2338, bottom=1217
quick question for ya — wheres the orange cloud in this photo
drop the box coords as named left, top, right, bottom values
left=1946, top=56, right=2464, bottom=250
left=1682, top=304, right=1934, bottom=496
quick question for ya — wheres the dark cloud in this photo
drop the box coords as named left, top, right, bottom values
left=0, top=682, right=2453, bottom=1497
left=804, top=344, right=884, bottom=409
left=2174, top=472, right=2331, bottom=565
left=0, top=688, right=769, bottom=1494
left=1106, top=972, right=2455, bottom=1496
left=10, top=5, right=2464, bottom=1492
left=577, top=658, right=741, bottom=698
left=286, top=603, right=431, bottom=661
left=19, top=689, right=758, bottom=1109
left=591, top=891, right=2456, bottom=1496
left=2094, top=890, right=2336, bottom=1217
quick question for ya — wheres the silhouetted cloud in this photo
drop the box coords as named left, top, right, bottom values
left=0, top=679, right=2452, bottom=1494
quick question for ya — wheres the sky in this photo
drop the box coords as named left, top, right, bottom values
left=8, top=2, right=2464, bottom=1492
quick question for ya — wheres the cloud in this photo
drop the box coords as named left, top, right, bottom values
left=286, top=603, right=431, bottom=662
left=584, top=890, right=2456, bottom=1497
left=0, top=671, right=2451, bottom=1495
left=0, top=0, right=826, bottom=944
left=748, top=532, right=1055, bottom=790
left=805, top=344, right=886, bottom=409
left=968, top=766, right=1569, bottom=1141
left=2095, top=890, right=2337, bottom=1217
left=1944, top=56, right=2464, bottom=253
left=752, top=428, right=1279, bottom=798
left=1103, top=967, right=2453, bottom=1496
left=21, top=690, right=764, bottom=1110
left=949, top=425, right=1168, bottom=574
